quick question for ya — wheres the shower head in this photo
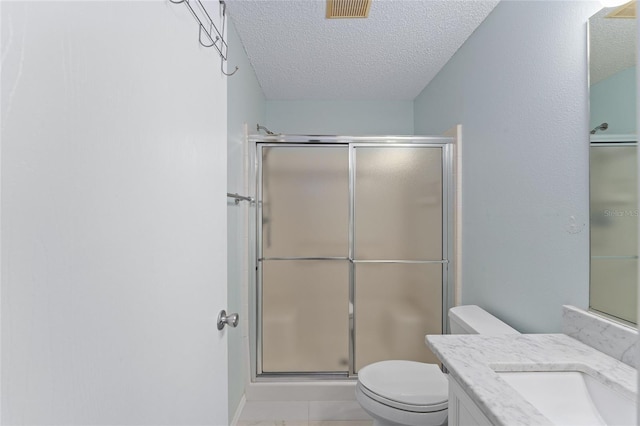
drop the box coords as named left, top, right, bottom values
left=257, top=124, right=276, bottom=135
left=590, top=122, right=609, bottom=134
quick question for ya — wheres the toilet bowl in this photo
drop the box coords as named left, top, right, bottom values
left=356, top=360, right=448, bottom=426
left=355, top=305, right=519, bottom=426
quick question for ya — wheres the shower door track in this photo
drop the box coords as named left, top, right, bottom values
left=260, top=258, right=448, bottom=264
left=250, top=135, right=455, bottom=381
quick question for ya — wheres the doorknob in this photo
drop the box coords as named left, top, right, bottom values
left=217, top=310, right=239, bottom=330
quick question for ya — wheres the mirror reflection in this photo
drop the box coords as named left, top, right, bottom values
left=589, top=2, right=637, bottom=325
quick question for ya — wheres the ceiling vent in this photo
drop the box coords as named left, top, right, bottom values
left=606, top=0, right=636, bottom=18
left=326, top=0, right=372, bottom=19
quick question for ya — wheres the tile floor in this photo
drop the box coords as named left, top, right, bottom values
left=237, top=422, right=372, bottom=426
left=236, top=400, right=373, bottom=426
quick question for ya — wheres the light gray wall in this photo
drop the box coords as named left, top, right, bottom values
left=2, top=2, right=229, bottom=424
left=266, top=100, right=414, bottom=135
left=414, top=0, right=601, bottom=333
left=227, top=19, right=266, bottom=420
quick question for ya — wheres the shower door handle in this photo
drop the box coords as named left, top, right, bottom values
left=217, top=310, right=239, bottom=330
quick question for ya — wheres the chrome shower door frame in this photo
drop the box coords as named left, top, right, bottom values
left=249, top=135, right=455, bottom=381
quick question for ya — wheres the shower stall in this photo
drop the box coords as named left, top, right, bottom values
left=250, top=135, right=454, bottom=379
left=590, top=140, right=638, bottom=324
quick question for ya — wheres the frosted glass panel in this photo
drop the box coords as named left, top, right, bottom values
left=590, top=146, right=638, bottom=257
left=590, top=258, right=637, bottom=324
left=355, top=147, right=442, bottom=260
left=354, top=263, right=442, bottom=372
left=590, top=146, right=637, bottom=325
left=262, top=260, right=349, bottom=373
left=262, top=146, right=349, bottom=258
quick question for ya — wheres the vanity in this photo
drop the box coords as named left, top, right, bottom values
left=426, top=306, right=638, bottom=426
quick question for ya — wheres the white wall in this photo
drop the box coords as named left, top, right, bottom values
left=266, top=100, right=414, bottom=135
left=227, top=19, right=266, bottom=420
left=1, top=2, right=228, bottom=424
left=414, top=0, right=601, bottom=333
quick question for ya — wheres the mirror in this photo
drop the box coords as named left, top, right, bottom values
left=589, top=2, right=637, bottom=325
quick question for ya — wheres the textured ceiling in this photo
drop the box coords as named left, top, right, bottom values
left=226, top=0, right=500, bottom=100
left=589, top=7, right=636, bottom=85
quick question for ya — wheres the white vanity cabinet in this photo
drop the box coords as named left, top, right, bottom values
left=447, top=375, right=493, bottom=426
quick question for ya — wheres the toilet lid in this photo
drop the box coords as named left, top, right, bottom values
left=358, top=360, right=448, bottom=411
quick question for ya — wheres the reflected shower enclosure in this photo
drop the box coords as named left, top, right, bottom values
left=590, top=144, right=638, bottom=324
left=255, top=138, right=453, bottom=378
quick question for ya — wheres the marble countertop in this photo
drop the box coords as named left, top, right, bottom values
left=426, top=333, right=637, bottom=426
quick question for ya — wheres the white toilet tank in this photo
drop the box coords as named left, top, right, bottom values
left=449, top=305, right=519, bottom=335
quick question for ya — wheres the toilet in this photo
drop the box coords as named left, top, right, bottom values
left=355, top=305, right=519, bottom=426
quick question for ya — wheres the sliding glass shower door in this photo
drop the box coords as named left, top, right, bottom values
left=257, top=140, right=450, bottom=377
left=353, top=146, right=443, bottom=371
left=260, top=146, right=350, bottom=373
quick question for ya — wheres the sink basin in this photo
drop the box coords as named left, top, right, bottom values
left=497, top=371, right=636, bottom=425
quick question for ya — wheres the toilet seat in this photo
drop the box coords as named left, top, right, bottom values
left=357, top=360, right=448, bottom=413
